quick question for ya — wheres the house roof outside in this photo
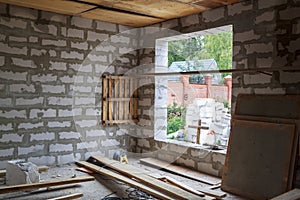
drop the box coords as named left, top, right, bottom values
left=168, top=59, right=222, bottom=84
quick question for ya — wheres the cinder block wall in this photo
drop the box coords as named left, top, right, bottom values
left=129, top=0, right=300, bottom=177
left=0, top=3, right=138, bottom=168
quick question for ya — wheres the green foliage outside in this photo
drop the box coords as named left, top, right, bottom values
left=168, top=31, right=233, bottom=77
left=167, top=103, right=186, bottom=135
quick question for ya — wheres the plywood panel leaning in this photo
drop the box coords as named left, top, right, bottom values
left=221, top=119, right=296, bottom=199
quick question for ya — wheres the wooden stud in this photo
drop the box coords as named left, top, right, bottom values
left=119, top=78, right=124, bottom=121
left=90, top=156, right=203, bottom=200
left=129, top=78, right=134, bottom=120
left=47, top=193, right=83, bottom=200
left=196, top=120, right=201, bottom=144
left=102, top=77, right=108, bottom=124
left=134, top=78, right=138, bottom=119
left=124, top=78, right=129, bottom=120
left=0, top=176, right=94, bottom=194
left=108, top=77, right=113, bottom=123
left=76, top=161, right=175, bottom=200
left=114, top=78, right=119, bottom=120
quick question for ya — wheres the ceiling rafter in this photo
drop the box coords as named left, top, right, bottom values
left=0, top=0, right=241, bottom=27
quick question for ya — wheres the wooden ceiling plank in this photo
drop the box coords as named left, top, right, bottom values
left=80, top=8, right=164, bottom=27
left=0, top=0, right=95, bottom=15
left=80, top=0, right=205, bottom=19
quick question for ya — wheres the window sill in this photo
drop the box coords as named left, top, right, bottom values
left=155, top=138, right=227, bottom=155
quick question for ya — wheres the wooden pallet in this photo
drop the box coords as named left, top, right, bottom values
left=102, top=75, right=138, bottom=125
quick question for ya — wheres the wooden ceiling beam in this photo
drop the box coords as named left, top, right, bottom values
left=0, top=0, right=95, bottom=15
left=80, top=8, right=164, bottom=27
left=79, top=0, right=205, bottom=19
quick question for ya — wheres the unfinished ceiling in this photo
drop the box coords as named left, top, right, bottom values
left=0, top=0, right=240, bottom=27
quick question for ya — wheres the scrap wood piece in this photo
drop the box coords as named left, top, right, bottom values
left=270, top=189, right=300, bottom=200
left=76, top=167, right=95, bottom=174
left=76, top=161, right=175, bottom=200
left=154, top=175, right=225, bottom=199
left=198, top=187, right=226, bottom=199
left=222, top=119, right=296, bottom=199
left=89, top=156, right=203, bottom=200
left=139, top=157, right=221, bottom=185
left=47, top=193, right=83, bottom=200
left=157, top=175, right=205, bottom=197
left=0, top=176, right=94, bottom=194
left=0, top=165, right=49, bottom=178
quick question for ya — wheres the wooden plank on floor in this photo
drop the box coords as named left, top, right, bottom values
left=76, top=161, right=175, bottom=200
left=139, top=157, right=221, bottom=185
left=47, top=193, right=83, bottom=200
left=222, top=119, right=296, bottom=199
left=157, top=175, right=205, bottom=197
left=0, top=176, right=94, bottom=194
left=90, top=156, right=204, bottom=200
left=0, top=0, right=95, bottom=15
left=270, top=189, right=300, bottom=200
left=153, top=174, right=224, bottom=199
left=198, top=187, right=226, bottom=199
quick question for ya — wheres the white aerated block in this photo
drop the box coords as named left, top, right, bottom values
left=6, top=160, right=40, bottom=185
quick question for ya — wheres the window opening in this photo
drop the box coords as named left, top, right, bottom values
left=155, top=25, right=233, bottom=149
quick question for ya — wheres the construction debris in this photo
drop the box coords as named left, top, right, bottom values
left=6, top=160, right=40, bottom=185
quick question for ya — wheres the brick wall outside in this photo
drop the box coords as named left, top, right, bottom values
left=168, top=75, right=231, bottom=106
left=0, top=3, right=138, bottom=168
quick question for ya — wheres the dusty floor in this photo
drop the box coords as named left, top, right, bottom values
left=0, top=157, right=247, bottom=200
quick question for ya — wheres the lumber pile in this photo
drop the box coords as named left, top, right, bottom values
left=77, top=155, right=227, bottom=200
left=221, top=94, right=300, bottom=199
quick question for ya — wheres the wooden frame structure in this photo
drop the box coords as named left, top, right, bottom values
left=102, top=75, right=138, bottom=125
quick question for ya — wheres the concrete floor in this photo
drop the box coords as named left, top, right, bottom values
left=0, top=157, right=247, bottom=200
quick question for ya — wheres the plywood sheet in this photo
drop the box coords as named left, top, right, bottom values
left=235, top=94, right=300, bottom=119
left=0, top=0, right=95, bottom=15
left=222, top=119, right=295, bottom=200
left=233, top=115, right=300, bottom=190
left=81, top=0, right=206, bottom=19
left=80, top=8, right=163, bottom=27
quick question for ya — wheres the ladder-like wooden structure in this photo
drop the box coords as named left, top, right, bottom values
left=102, top=75, right=138, bottom=125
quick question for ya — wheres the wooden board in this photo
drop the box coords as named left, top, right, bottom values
left=222, top=119, right=296, bottom=200
left=90, top=156, right=203, bottom=200
left=158, top=175, right=226, bottom=199
left=76, top=161, right=175, bottom=200
left=81, top=0, right=206, bottom=19
left=80, top=8, right=164, bottom=27
left=271, top=189, right=300, bottom=200
left=47, top=193, right=83, bottom=200
left=140, top=157, right=221, bottom=185
left=150, top=174, right=205, bottom=197
left=233, top=115, right=300, bottom=189
left=235, top=94, right=300, bottom=119
left=0, top=176, right=94, bottom=194
left=0, top=0, right=95, bottom=15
